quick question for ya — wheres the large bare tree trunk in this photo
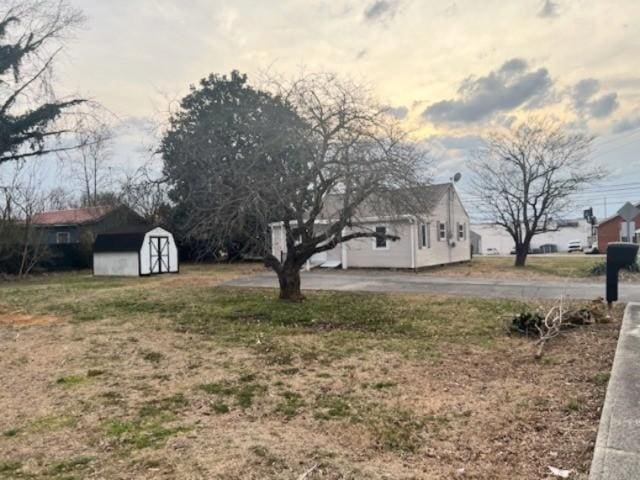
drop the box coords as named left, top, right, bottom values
left=277, top=266, right=304, bottom=301
left=514, top=244, right=529, bottom=267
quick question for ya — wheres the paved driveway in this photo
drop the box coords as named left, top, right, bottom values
left=226, top=270, right=640, bottom=301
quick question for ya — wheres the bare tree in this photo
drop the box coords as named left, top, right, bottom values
left=0, top=160, right=49, bottom=276
left=120, top=162, right=168, bottom=223
left=0, top=0, right=86, bottom=164
left=162, top=72, right=431, bottom=300
left=470, top=117, right=603, bottom=267
left=59, top=116, right=114, bottom=206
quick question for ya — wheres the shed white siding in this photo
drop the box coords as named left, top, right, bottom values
left=93, top=226, right=179, bottom=277
left=140, top=227, right=179, bottom=275
left=94, top=252, right=140, bottom=277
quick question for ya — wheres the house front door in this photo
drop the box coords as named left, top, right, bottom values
left=149, top=237, right=170, bottom=274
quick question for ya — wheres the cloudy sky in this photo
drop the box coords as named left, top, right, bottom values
left=54, top=0, right=640, bottom=219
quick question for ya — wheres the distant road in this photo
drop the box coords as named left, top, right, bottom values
left=226, top=270, right=640, bottom=302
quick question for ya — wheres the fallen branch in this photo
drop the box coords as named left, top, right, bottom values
left=297, top=464, right=318, bottom=480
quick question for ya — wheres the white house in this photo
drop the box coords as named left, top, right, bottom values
left=270, top=183, right=471, bottom=270
left=93, top=226, right=179, bottom=277
left=471, top=219, right=593, bottom=255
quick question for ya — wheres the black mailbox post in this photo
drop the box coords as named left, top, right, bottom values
left=606, top=242, right=639, bottom=308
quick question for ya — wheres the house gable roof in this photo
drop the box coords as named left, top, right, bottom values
left=32, top=206, right=115, bottom=226
left=597, top=202, right=640, bottom=227
left=318, top=183, right=453, bottom=220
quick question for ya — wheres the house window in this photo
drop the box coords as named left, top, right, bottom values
left=56, top=232, right=71, bottom=244
left=438, top=222, right=446, bottom=241
left=420, top=223, right=431, bottom=248
left=458, top=222, right=466, bottom=241
left=373, top=226, right=388, bottom=250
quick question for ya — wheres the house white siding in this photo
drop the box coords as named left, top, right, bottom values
left=270, top=185, right=471, bottom=269
left=415, top=189, right=471, bottom=267
left=94, top=252, right=139, bottom=276
left=342, top=221, right=414, bottom=268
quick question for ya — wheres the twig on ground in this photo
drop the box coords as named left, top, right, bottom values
left=297, top=464, right=318, bottom=480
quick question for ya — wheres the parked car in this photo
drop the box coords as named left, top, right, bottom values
left=567, top=240, right=583, bottom=253
left=485, top=248, right=500, bottom=255
left=583, top=243, right=600, bottom=254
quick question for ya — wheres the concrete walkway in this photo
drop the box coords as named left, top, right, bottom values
left=590, top=303, right=640, bottom=479
left=226, top=270, right=640, bottom=301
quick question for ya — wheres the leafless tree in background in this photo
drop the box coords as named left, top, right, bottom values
left=0, top=160, right=49, bottom=276
left=120, top=162, right=168, bottom=223
left=58, top=115, right=114, bottom=206
left=470, top=117, right=603, bottom=267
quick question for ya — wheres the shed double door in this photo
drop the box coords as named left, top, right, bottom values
left=149, top=236, right=170, bottom=274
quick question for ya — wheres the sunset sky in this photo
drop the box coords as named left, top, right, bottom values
left=54, top=0, right=640, bottom=219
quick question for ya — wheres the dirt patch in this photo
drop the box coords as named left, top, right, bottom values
left=0, top=313, right=60, bottom=326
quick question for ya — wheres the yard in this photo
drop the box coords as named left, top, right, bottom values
left=0, top=264, right=622, bottom=479
left=420, top=254, right=640, bottom=282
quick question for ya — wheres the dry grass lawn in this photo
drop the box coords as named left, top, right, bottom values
left=419, top=255, right=640, bottom=282
left=0, top=264, right=622, bottom=479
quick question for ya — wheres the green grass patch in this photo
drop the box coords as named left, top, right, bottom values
left=56, top=375, right=87, bottom=387
left=198, top=380, right=266, bottom=409
left=104, top=419, right=188, bottom=450
left=29, top=415, right=77, bottom=432
left=314, top=394, right=352, bottom=420
left=592, top=371, right=611, bottom=386
left=48, top=456, right=95, bottom=475
left=2, top=428, right=20, bottom=438
left=274, top=391, right=305, bottom=418
left=138, top=394, right=189, bottom=418
left=141, top=350, right=164, bottom=363
left=0, top=461, right=21, bottom=474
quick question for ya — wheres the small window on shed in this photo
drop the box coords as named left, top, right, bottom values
left=56, top=232, right=70, bottom=244
left=374, top=226, right=388, bottom=249
left=438, top=222, right=446, bottom=241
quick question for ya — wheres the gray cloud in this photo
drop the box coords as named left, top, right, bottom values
left=572, top=78, right=619, bottom=118
left=364, top=0, right=399, bottom=21
left=422, top=58, right=552, bottom=124
left=612, top=117, right=640, bottom=134
left=589, top=93, right=619, bottom=118
left=538, top=0, right=559, bottom=18
left=383, top=105, right=408, bottom=119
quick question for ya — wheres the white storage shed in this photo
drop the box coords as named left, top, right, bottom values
left=93, top=226, right=179, bottom=277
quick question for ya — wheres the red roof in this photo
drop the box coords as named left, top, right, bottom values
left=32, top=206, right=114, bottom=226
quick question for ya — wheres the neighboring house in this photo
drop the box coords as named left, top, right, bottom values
left=93, top=226, right=179, bottom=277
left=32, top=206, right=147, bottom=246
left=470, top=230, right=482, bottom=256
left=597, top=202, right=640, bottom=252
left=472, top=219, right=593, bottom=255
left=270, top=183, right=471, bottom=270
left=31, top=205, right=148, bottom=268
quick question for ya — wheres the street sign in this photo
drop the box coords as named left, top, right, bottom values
left=618, top=202, right=640, bottom=222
